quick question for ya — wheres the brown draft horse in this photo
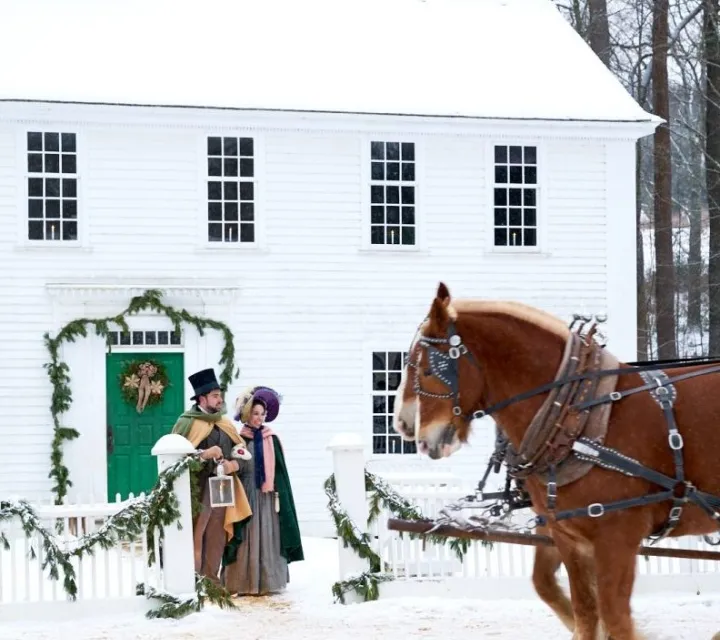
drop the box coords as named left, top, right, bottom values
left=395, top=385, right=580, bottom=633
left=393, top=282, right=720, bottom=640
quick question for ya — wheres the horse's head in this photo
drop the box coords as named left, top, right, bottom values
left=393, top=282, right=486, bottom=459
left=394, top=282, right=570, bottom=460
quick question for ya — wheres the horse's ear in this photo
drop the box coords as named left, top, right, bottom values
left=436, top=282, right=451, bottom=306
left=428, top=294, right=450, bottom=333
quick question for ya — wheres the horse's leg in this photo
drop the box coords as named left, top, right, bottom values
left=593, top=536, right=647, bottom=640
left=531, top=531, right=574, bottom=632
left=552, top=531, right=602, bottom=640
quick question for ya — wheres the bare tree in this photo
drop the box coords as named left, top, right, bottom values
left=652, top=0, right=678, bottom=358
left=704, top=0, right=720, bottom=354
left=587, top=0, right=612, bottom=64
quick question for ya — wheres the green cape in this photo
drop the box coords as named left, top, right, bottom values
left=222, top=434, right=304, bottom=566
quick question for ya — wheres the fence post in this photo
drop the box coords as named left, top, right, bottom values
left=151, top=433, right=196, bottom=597
left=327, top=433, right=369, bottom=603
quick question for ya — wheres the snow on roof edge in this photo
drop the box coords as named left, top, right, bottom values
left=0, top=98, right=662, bottom=125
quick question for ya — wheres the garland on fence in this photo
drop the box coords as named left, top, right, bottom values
left=324, top=469, right=475, bottom=604
left=0, top=454, right=213, bottom=616
left=136, top=574, right=236, bottom=619
left=44, top=288, right=240, bottom=507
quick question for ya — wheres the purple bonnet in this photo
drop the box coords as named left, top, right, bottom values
left=235, top=386, right=282, bottom=423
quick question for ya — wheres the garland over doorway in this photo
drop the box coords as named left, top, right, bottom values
left=44, top=289, right=239, bottom=506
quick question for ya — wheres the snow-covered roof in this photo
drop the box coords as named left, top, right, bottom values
left=0, top=0, right=657, bottom=123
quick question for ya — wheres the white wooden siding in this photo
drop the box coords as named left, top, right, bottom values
left=0, top=107, right=633, bottom=536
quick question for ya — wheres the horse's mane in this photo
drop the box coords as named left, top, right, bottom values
left=449, top=299, right=571, bottom=340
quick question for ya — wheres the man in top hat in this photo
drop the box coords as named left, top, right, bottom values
left=171, top=368, right=252, bottom=584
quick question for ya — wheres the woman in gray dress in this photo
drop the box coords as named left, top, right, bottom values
left=222, top=386, right=304, bottom=596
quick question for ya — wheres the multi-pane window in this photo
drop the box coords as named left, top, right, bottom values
left=372, top=350, right=416, bottom=455
left=207, top=136, right=255, bottom=244
left=107, top=330, right=182, bottom=347
left=370, top=141, right=416, bottom=246
left=27, top=131, right=78, bottom=241
left=493, top=145, right=538, bottom=247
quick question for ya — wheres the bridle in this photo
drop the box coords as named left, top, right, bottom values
left=406, top=319, right=484, bottom=427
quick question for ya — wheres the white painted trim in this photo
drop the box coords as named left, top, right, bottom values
left=483, top=139, right=548, bottom=256
left=604, top=140, right=637, bottom=361
left=45, top=282, right=240, bottom=305
left=13, top=126, right=91, bottom=251
left=359, top=135, right=425, bottom=253
left=193, top=129, right=267, bottom=252
left=0, top=101, right=660, bottom=141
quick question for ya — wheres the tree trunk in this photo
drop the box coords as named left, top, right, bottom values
left=687, top=190, right=703, bottom=332
left=587, top=0, right=611, bottom=66
left=705, top=0, right=720, bottom=355
left=652, top=0, right=677, bottom=359
left=637, top=141, right=649, bottom=360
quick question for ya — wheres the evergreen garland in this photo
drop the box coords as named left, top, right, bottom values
left=0, top=454, right=202, bottom=603
left=324, top=469, right=477, bottom=603
left=44, top=289, right=239, bottom=507
left=330, top=570, right=395, bottom=605
left=136, top=574, right=237, bottom=619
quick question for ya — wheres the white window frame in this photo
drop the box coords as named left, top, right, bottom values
left=196, top=131, right=266, bottom=252
left=360, top=135, right=424, bottom=252
left=365, top=344, right=417, bottom=457
left=485, top=140, right=546, bottom=255
left=15, top=127, right=89, bottom=249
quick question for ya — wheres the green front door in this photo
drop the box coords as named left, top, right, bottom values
left=106, top=352, right=185, bottom=500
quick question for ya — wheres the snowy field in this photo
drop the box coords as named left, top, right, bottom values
left=1, top=537, right=719, bottom=640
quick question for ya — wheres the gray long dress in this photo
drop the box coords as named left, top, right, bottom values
left=222, top=452, right=289, bottom=595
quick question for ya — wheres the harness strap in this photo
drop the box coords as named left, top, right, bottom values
left=537, top=490, right=676, bottom=526
left=473, top=362, right=720, bottom=421
left=572, top=364, right=720, bottom=412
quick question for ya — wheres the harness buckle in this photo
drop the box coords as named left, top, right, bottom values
left=609, top=391, right=622, bottom=401
left=448, top=335, right=461, bottom=347
left=655, top=385, right=670, bottom=397
left=668, top=431, right=684, bottom=451
left=668, top=505, right=683, bottom=522
left=547, top=481, right=557, bottom=499
left=472, top=410, right=486, bottom=420
left=449, top=346, right=461, bottom=359
left=452, top=406, right=463, bottom=416
left=588, top=503, right=605, bottom=518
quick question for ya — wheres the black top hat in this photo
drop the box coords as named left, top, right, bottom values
left=188, top=368, right=222, bottom=400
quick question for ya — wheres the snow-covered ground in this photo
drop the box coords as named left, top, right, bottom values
left=1, top=537, right=719, bottom=639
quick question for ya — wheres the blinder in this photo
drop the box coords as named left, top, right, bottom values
left=408, top=319, right=481, bottom=426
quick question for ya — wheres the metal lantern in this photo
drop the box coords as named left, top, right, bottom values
left=209, top=464, right=235, bottom=508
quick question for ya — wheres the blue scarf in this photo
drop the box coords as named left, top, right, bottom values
left=252, top=426, right=266, bottom=490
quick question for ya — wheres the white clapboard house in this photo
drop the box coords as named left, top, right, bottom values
left=0, top=0, right=658, bottom=535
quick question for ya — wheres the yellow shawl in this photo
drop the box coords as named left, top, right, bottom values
left=174, top=415, right=252, bottom=541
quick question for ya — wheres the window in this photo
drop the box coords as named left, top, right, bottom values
left=207, top=136, right=255, bottom=244
left=370, top=141, right=416, bottom=246
left=107, top=330, right=182, bottom=347
left=493, top=145, right=537, bottom=247
left=372, top=350, right=416, bottom=454
left=26, top=131, right=78, bottom=241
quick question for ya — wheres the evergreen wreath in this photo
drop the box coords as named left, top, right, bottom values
left=324, top=470, right=479, bottom=604
left=119, top=359, right=170, bottom=412
left=0, top=454, right=235, bottom=619
left=44, top=289, right=239, bottom=508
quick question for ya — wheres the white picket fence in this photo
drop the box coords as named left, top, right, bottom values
left=329, top=433, right=720, bottom=601
left=0, top=434, right=196, bottom=621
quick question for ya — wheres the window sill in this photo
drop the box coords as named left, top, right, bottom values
left=487, top=247, right=552, bottom=258
left=195, top=243, right=269, bottom=255
left=14, top=241, right=92, bottom=253
left=358, top=245, right=430, bottom=256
